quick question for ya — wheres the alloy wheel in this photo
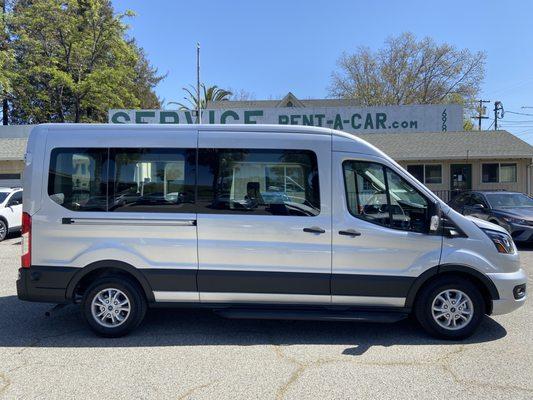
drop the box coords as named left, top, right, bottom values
left=90, top=288, right=131, bottom=328
left=431, top=289, right=474, bottom=331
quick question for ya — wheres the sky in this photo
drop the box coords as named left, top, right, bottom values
left=113, top=0, right=533, bottom=144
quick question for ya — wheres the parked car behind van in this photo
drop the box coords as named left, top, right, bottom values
left=448, top=190, right=533, bottom=243
left=17, top=124, right=527, bottom=339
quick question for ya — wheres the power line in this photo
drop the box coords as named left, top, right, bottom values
left=514, top=128, right=533, bottom=135
left=499, top=119, right=533, bottom=122
left=484, top=78, right=533, bottom=97
left=506, top=110, right=533, bottom=117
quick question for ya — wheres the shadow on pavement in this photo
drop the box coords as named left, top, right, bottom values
left=0, top=295, right=507, bottom=355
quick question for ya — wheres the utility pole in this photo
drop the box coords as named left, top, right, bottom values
left=475, top=99, right=490, bottom=130
left=1, top=0, right=8, bottom=125
left=196, top=42, right=201, bottom=124
left=494, top=101, right=504, bottom=130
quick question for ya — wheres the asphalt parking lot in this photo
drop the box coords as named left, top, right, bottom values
left=0, top=234, right=531, bottom=400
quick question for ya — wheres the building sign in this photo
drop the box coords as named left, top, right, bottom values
left=109, top=104, right=462, bottom=133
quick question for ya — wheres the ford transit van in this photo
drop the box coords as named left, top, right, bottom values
left=17, top=124, right=527, bottom=338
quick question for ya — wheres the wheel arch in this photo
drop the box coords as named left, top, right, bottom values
left=65, top=260, right=155, bottom=303
left=405, top=264, right=499, bottom=314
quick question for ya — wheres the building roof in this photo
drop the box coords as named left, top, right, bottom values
left=357, top=130, right=533, bottom=160
left=207, top=91, right=363, bottom=109
left=0, top=138, right=28, bottom=160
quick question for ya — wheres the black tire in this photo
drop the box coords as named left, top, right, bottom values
left=414, top=276, right=485, bottom=340
left=82, top=276, right=147, bottom=337
left=0, top=219, right=7, bottom=242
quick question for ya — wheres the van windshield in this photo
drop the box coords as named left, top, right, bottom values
left=0, top=193, right=8, bottom=204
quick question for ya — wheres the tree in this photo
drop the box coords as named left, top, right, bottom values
left=228, top=88, right=255, bottom=101
left=171, top=84, right=232, bottom=110
left=131, top=43, right=165, bottom=109
left=1, top=0, right=14, bottom=124
left=6, top=0, right=162, bottom=123
left=329, top=32, right=486, bottom=107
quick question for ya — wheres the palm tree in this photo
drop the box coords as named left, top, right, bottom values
left=170, top=84, right=232, bottom=110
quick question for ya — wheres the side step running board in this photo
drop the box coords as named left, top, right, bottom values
left=213, top=308, right=408, bottom=323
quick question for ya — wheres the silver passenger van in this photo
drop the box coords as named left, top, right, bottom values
left=17, top=124, right=527, bottom=338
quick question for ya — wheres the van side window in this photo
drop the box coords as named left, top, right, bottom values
left=343, top=160, right=430, bottom=233
left=197, top=149, right=320, bottom=216
left=109, top=148, right=196, bottom=213
left=48, top=148, right=108, bottom=211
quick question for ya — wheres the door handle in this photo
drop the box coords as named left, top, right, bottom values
left=339, top=229, right=361, bottom=237
left=303, top=226, right=326, bottom=234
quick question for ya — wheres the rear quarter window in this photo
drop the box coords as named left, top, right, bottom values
left=48, top=148, right=108, bottom=211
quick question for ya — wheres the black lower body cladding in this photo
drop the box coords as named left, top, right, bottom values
left=16, top=266, right=77, bottom=303
left=17, top=266, right=417, bottom=304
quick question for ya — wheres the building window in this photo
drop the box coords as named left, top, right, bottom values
left=406, top=165, right=424, bottom=182
left=482, top=163, right=517, bottom=183
left=0, top=173, right=21, bottom=180
left=500, top=163, right=517, bottom=183
left=407, top=164, right=442, bottom=184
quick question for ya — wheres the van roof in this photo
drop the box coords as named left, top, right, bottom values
left=36, top=123, right=337, bottom=136
left=32, top=123, right=389, bottom=161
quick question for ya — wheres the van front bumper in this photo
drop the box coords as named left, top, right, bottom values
left=16, top=267, right=75, bottom=304
left=486, top=268, right=527, bottom=315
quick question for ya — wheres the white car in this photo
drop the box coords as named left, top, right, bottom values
left=0, top=187, right=23, bottom=241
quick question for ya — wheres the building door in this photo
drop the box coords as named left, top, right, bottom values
left=450, top=164, right=472, bottom=198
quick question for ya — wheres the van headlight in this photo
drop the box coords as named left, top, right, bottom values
left=482, top=229, right=516, bottom=254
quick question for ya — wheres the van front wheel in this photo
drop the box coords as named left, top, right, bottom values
left=82, top=277, right=147, bottom=337
left=415, top=277, right=485, bottom=340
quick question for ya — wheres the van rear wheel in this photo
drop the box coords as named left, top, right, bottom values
left=82, top=277, right=147, bottom=337
left=415, top=277, right=485, bottom=340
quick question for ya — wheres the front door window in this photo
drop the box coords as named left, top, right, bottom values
left=343, top=160, right=430, bottom=233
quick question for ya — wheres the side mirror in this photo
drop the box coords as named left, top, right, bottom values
left=472, top=203, right=486, bottom=210
left=429, top=202, right=441, bottom=232
left=8, top=200, right=20, bottom=207
left=429, top=215, right=440, bottom=232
